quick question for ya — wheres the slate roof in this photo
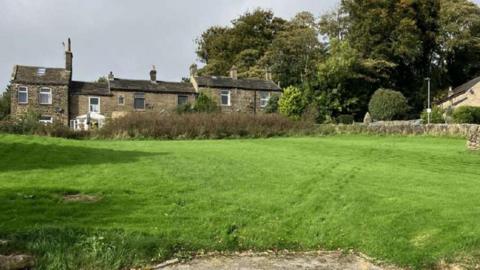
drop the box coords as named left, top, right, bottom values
left=11, top=65, right=71, bottom=85
left=70, top=81, right=111, bottom=96
left=109, top=78, right=196, bottom=94
left=437, top=76, right=480, bottom=104
left=194, top=76, right=282, bottom=91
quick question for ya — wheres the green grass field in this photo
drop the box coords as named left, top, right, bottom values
left=1, top=134, right=479, bottom=269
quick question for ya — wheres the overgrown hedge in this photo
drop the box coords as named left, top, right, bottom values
left=2, top=112, right=477, bottom=140
left=0, top=118, right=89, bottom=139
left=98, top=113, right=315, bottom=139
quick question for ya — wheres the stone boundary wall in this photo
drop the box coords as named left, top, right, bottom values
left=319, top=122, right=480, bottom=137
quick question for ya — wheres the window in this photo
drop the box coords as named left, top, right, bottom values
left=37, top=67, right=46, bottom=76
left=89, top=97, right=100, bottom=113
left=177, top=95, right=189, bottom=105
left=70, top=120, right=78, bottom=130
left=39, top=88, right=52, bottom=105
left=18, top=86, right=28, bottom=104
left=220, top=90, right=230, bottom=106
left=118, top=95, right=125, bottom=105
left=134, top=93, right=145, bottom=110
left=259, top=92, right=270, bottom=108
left=39, top=115, right=53, bottom=124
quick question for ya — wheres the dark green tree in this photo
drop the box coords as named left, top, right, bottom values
left=437, top=0, right=480, bottom=88
left=260, top=12, right=324, bottom=88
left=195, top=9, right=286, bottom=77
left=314, top=39, right=395, bottom=118
left=0, top=85, right=11, bottom=120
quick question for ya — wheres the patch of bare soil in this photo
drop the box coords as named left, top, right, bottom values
left=152, top=251, right=401, bottom=270
left=0, top=254, right=35, bottom=270
left=63, top=194, right=101, bottom=203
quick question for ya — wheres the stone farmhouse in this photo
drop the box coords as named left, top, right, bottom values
left=9, top=39, right=282, bottom=130
left=438, top=76, right=480, bottom=110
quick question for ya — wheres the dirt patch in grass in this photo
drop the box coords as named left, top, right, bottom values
left=63, top=194, right=101, bottom=203
left=153, top=251, right=401, bottom=270
left=0, top=254, right=35, bottom=270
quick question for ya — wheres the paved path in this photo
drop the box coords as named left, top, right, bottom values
left=159, top=251, right=399, bottom=270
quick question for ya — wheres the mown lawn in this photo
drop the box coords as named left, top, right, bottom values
left=0, top=134, right=479, bottom=269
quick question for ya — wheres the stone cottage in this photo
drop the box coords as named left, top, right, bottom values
left=438, top=76, right=480, bottom=110
left=9, top=39, right=282, bottom=130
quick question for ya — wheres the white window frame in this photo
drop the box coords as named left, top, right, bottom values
left=118, top=95, right=125, bottom=105
left=18, top=86, right=28, bottom=104
left=39, top=115, right=53, bottom=124
left=37, top=67, right=46, bottom=76
left=39, top=87, right=52, bottom=105
left=89, top=96, right=101, bottom=113
left=220, top=90, right=231, bottom=106
left=259, top=91, right=270, bottom=108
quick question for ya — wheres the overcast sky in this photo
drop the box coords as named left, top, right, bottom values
left=1, top=0, right=480, bottom=92
left=0, top=0, right=340, bottom=91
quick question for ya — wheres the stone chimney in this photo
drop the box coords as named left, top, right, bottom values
left=229, top=65, right=238, bottom=80
left=108, top=71, right=114, bottom=81
left=448, top=86, right=454, bottom=97
left=65, top=38, right=73, bottom=73
left=150, top=65, right=157, bottom=83
left=190, top=63, right=198, bottom=77
left=265, top=67, right=272, bottom=81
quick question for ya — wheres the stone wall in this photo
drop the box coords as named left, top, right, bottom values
left=69, top=90, right=196, bottom=119
left=199, top=87, right=281, bottom=113
left=10, top=83, right=69, bottom=125
left=321, top=123, right=480, bottom=137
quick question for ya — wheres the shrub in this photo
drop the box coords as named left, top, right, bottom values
left=452, top=106, right=480, bottom=124
left=264, top=95, right=280, bottom=113
left=193, top=93, right=219, bottom=113
left=368, top=88, right=408, bottom=121
left=336, top=114, right=354, bottom=125
left=0, top=112, right=89, bottom=139
left=99, top=113, right=314, bottom=139
left=176, top=103, right=193, bottom=114
left=421, top=106, right=445, bottom=124
left=279, top=86, right=305, bottom=119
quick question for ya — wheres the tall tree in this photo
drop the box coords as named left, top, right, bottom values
left=437, top=0, right=480, bottom=88
left=260, top=12, right=324, bottom=87
left=0, top=85, right=11, bottom=120
left=195, top=9, right=286, bottom=77
left=314, top=39, right=395, bottom=118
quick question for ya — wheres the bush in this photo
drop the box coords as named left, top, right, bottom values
left=279, top=86, right=305, bottom=119
left=368, top=88, right=408, bottom=121
left=193, top=93, right=219, bottom=113
left=264, top=95, right=280, bottom=113
left=176, top=103, right=193, bottom=114
left=99, top=113, right=314, bottom=139
left=452, top=106, right=480, bottom=124
left=421, top=106, right=445, bottom=124
left=336, top=114, right=354, bottom=125
left=0, top=111, right=89, bottom=139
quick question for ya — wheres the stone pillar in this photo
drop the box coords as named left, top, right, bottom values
left=467, top=125, right=480, bottom=150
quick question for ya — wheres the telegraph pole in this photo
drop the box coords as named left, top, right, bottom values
left=425, top=77, right=431, bottom=124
